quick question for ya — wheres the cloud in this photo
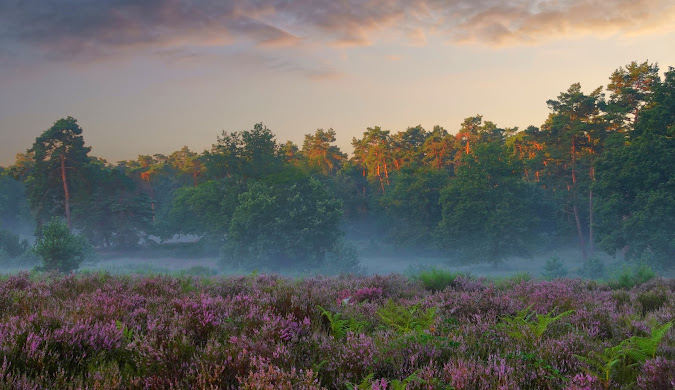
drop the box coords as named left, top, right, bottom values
left=446, top=0, right=675, bottom=46
left=1, top=0, right=673, bottom=64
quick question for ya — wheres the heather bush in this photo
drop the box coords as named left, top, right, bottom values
left=0, top=272, right=672, bottom=389
left=636, top=357, right=675, bottom=390
left=637, top=289, right=668, bottom=316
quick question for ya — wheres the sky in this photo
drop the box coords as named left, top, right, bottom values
left=1, top=0, right=674, bottom=166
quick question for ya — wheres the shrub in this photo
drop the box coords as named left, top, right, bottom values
left=0, top=228, right=29, bottom=258
left=542, top=256, right=568, bottom=280
left=492, top=272, right=532, bottom=289
left=608, top=263, right=656, bottom=289
left=637, top=290, right=668, bottom=316
left=580, top=256, right=605, bottom=279
left=415, top=268, right=463, bottom=292
left=179, top=266, right=218, bottom=277
left=637, top=357, right=675, bottom=390
left=33, top=218, right=91, bottom=272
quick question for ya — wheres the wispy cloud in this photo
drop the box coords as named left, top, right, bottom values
left=445, top=0, right=675, bottom=46
left=1, top=0, right=673, bottom=64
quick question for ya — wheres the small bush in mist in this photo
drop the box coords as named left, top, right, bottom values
left=33, top=218, right=91, bottom=272
left=415, top=268, right=464, bottom=292
left=179, top=266, right=218, bottom=277
left=542, top=256, right=568, bottom=280
left=579, top=256, right=606, bottom=279
left=608, top=263, right=656, bottom=289
left=492, top=271, right=533, bottom=289
left=0, top=228, right=38, bottom=268
left=0, top=228, right=29, bottom=259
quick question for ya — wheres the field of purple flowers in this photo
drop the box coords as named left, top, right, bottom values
left=0, top=272, right=673, bottom=389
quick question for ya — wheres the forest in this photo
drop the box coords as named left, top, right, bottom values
left=0, top=60, right=673, bottom=275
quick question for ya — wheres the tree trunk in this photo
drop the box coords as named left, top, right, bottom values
left=589, top=189, right=594, bottom=255
left=589, top=163, right=595, bottom=255
left=61, top=155, right=72, bottom=230
left=149, top=186, right=156, bottom=224
left=571, top=137, right=587, bottom=262
left=574, top=203, right=587, bottom=262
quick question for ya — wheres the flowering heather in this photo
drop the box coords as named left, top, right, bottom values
left=0, top=272, right=673, bottom=389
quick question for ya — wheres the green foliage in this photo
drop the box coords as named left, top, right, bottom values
left=613, top=290, right=631, bottom=308
left=637, top=290, right=668, bottom=316
left=505, top=352, right=565, bottom=382
left=376, top=300, right=437, bottom=335
left=378, top=166, right=449, bottom=246
left=542, top=256, right=568, bottom=280
left=0, top=228, right=29, bottom=259
left=499, top=305, right=574, bottom=345
left=321, top=240, right=362, bottom=275
left=579, top=256, right=605, bottom=279
left=345, top=373, right=375, bottom=390
left=575, top=322, right=673, bottom=387
left=317, top=306, right=367, bottom=339
left=302, top=128, right=347, bottom=175
left=163, top=179, right=240, bottom=239
left=345, top=371, right=425, bottom=390
left=386, top=371, right=425, bottom=390
left=595, top=82, right=675, bottom=265
left=115, top=320, right=135, bottom=343
left=33, top=218, right=91, bottom=272
left=178, top=266, right=218, bottom=277
left=224, top=176, right=357, bottom=273
left=415, top=268, right=463, bottom=292
left=491, top=272, right=533, bottom=289
left=27, top=117, right=92, bottom=230
left=0, top=169, right=32, bottom=229
left=436, top=142, right=540, bottom=264
left=607, top=263, right=656, bottom=289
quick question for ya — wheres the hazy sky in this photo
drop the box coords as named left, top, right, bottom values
left=1, top=0, right=674, bottom=166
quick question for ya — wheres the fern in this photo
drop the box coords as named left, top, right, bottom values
left=317, top=306, right=368, bottom=339
left=377, top=300, right=437, bottom=335
left=574, top=321, right=673, bottom=388
left=317, top=305, right=349, bottom=339
left=533, top=309, right=575, bottom=341
left=345, top=371, right=425, bottom=390
left=499, top=305, right=574, bottom=344
left=623, top=321, right=672, bottom=361
left=115, top=320, right=134, bottom=343
left=345, top=373, right=375, bottom=390
left=388, top=371, right=426, bottom=390
left=575, top=344, right=626, bottom=387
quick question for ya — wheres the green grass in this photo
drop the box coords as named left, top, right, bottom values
left=414, top=268, right=467, bottom=292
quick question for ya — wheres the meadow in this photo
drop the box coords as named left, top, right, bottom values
left=0, top=270, right=673, bottom=389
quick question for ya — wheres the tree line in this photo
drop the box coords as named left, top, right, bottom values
left=1, top=61, right=673, bottom=272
